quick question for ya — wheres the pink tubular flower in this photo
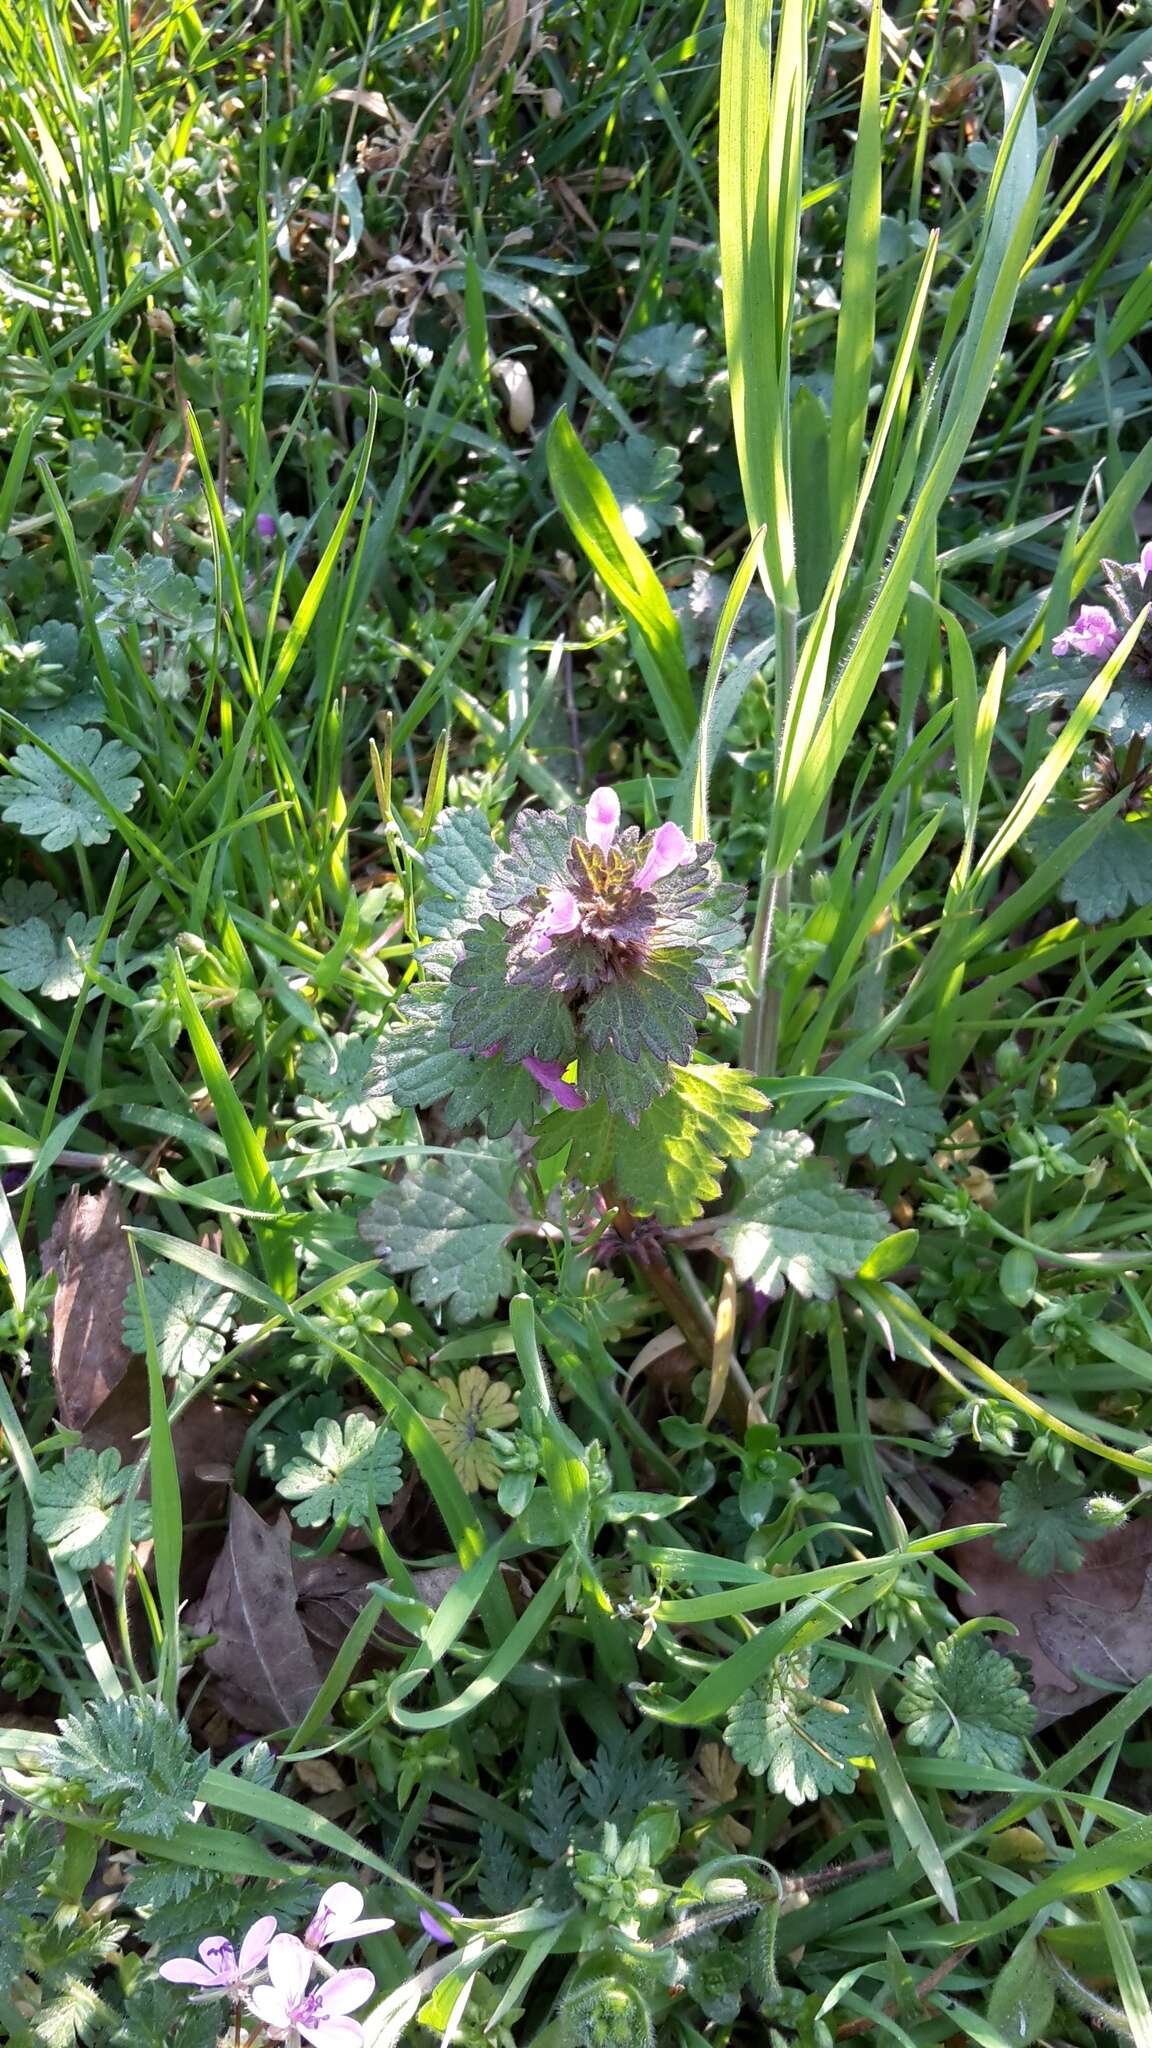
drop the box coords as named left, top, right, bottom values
left=634, top=821, right=693, bottom=890
left=304, top=1884, right=394, bottom=1950
left=522, top=1054, right=584, bottom=1110
left=159, top=1915, right=277, bottom=1997
left=585, top=787, right=620, bottom=852
left=1052, top=605, right=1122, bottom=661
left=419, top=1902, right=462, bottom=1944
left=1136, top=543, right=1152, bottom=586
left=526, top=886, right=580, bottom=955
left=247, top=1934, right=374, bottom=2048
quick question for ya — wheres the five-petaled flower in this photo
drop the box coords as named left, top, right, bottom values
left=304, top=1882, right=395, bottom=1950
left=248, top=1933, right=374, bottom=2048
left=159, top=1915, right=277, bottom=1999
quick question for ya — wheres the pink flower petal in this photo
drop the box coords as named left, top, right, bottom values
left=522, top=1055, right=585, bottom=1110
left=585, top=787, right=620, bottom=852
left=248, top=1985, right=293, bottom=2029
left=266, top=1932, right=314, bottom=2004
left=306, top=1884, right=362, bottom=1947
left=158, top=1958, right=224, bottom=1987
left=299, top=2019, right=364, bottom=2048
left=1140, top=543, right=1152, bottom=585
left=541, top=888, right=579, bottom=934
left=1052, top=605, right=1122, bottom=661
left=198, top=1937, right=237, bottom=1980
left=237, top=1915, right=278, bottom=1974
left=340, top=1914, right=395, bottom=1940
left=314, top=1969, right=375, bottom=2017
left=420, top=1903, right=462, bottom=1943
left=634, top=820, right=694, bottom=890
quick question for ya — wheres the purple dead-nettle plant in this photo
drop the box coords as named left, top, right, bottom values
left=1017, top=543, right=1152, bottom=751
left=371, top=787, right=746, bottom=1132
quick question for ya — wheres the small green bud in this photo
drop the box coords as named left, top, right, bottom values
left=560, top=1978, right=654, bottom=2048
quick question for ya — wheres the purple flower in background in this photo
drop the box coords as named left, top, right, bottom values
left=159, top=1915, right=277, bottom=1998
left=419, top=1902, right=462, bottom=1944
left=247, top=1934, right=374, bottom=2048
left=522, top=1054, right=584, bottom=1110
left=255, top=511, right=278, bottom=539
left=304, top=1883, right=394, bottom=1950
left=1052, top=605, right=1122, bottom=661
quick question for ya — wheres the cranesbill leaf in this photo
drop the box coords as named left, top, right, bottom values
left=724, top=1653, right=872, bottom=1805
left=824, top=1065, right=945, bottom=1166
left=33, top=1446, right=149, bottom=1570
left=1030, top=804, right=1152, bottom=923
left=122, top=1265, right=236, bottom=1383
left=995, top=1464, right=1124, bottom=1576
left=618, top=321, right=707, bottom=388
left=0, top=725, right=141, bottom=849
left=896, top=1635, right=1035, bottom=1770
left=370, top=984, right=539, bottom=1136
left=421, top=805, right=499, bottom=940
left=360, top=1143, right=521, bottom=1324
left=716, top=1127, right=888, bottom=1300
left=0, top=890, right=105, bottom=1000
left=296, top=1032, right=393, bottom=1133
left=594, top=435, right=682, bottom=543
left=277, top=1412, right=403, bottom=1528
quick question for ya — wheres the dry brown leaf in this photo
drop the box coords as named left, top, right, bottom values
left=948, top=1481, right=1152, bottom=1725
left=295, top=1551, right=460, bottom=1672
left=293, top=1758, right=346, bottom=1796
left=186, top=1497, right=324, bottom=1733
left=42, top=1185, right=132, bottom=1428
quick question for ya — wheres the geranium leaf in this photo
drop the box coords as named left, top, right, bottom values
left=896, top=1634, right=1036, bottom=1771
left=618, top=320, right=707, bottom=387
left=995, top=1464, right=1125, bottom=1575
left=32, top=1446, right=149, bottom=1570
left=0, top=725, right=142, bottom=849
left=724, top=1652, right=872, bottom=1805
left=824, top=1065, right=945, bottom=1166
left=716, top=1127, right=889, bottom=1300
left=594, top=435, right=682, bottom=543
left=360, top=1143, right=521, bottom=1324
left=122, top=1265, right=236, bottom=1383
left=296, top=1032, right=392, bottom=1133
left=276, top=1412, right=403, bottom=1528
left=1014, top=659, right=1152, bottom=743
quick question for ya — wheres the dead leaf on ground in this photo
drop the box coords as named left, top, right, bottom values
left=42, top=1185, right=132, bottom=1428
left=947, top=1482, right=1152, bottom=1725
left=186, top=1497, right=325, bottom=1734
left=295, top=1551, right=460, bottom=1673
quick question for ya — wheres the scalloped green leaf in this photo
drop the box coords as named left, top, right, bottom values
left=360, top=1143, right=521, bottom=1324
left=716, top=1126, right=888, bottom=1300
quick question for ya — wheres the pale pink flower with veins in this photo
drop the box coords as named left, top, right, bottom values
left=159, top=1915, right=277, bottom=1999
left=247, top=1933, right=374, bottom=2047
left=304, top=1883, right=394, bottom=1950
left=1052, top=605, right=1122, bottom=661
left=1135, top=543, right=1152, bottom=586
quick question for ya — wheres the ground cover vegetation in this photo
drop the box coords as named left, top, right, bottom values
left=2, top=0, right=1152, bottom=2042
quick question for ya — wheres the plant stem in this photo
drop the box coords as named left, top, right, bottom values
left=743, top=600, right=798, bottom=1077
left=613, top=1201, right=713, bottom=1363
